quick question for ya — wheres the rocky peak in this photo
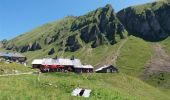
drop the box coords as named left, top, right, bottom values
left=71, top=4, right=126, bottom=48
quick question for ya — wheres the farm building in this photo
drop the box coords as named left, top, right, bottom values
left=95, top=65, right=118, bottom=73
left=0, top=52, right=27, bottom=63
left=32, top=59, right=43, bottom=68
left=31, top=58, right=94, bottom=73
left=55, top=58, right=74, bottom=72
left=74, top=65, right=94, bottom=73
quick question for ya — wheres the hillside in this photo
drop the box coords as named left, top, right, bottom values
left=0, top=73, right=170, bottom=100
left=0, top=0, right=170, bottom=98
left=0, top=62, right=33, bottom=75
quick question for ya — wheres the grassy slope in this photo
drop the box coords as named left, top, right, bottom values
left=116, top=36, right=153, bottom=76
left=7, top=17, right=75, bottom=47
left=0, top=73, right=169, bottom=100
left=1, top=36, right=153, bottom=77
left=0, top=62, right=33, bottom=74
left=161, top=37, right=170, bottom=54
left=144, top=73, right=170, bottom=95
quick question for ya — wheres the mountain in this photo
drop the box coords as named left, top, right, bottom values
left=1, top=0, right=170, bottom=75
left=4, top=4, right=126, bottom=53
left=1, top=0, right=170, bottom=98
left=0, top=0, right=169, bottom=72
left=117, top=0, right=170, bottom=41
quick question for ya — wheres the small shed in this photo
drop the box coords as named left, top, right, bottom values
left=2, top=52, right=27, bottom=63
left=95, top=65, right=118, bottom=73
left=32, top=59, right=43, bottom=68
left=11, top=53, right=27, bottom=62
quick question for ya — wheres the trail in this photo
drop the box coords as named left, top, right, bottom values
left=145, top=43, right=170, bottom=74
left=0, top=72, right=34, bottom=77
left=96, top=37, right=128, bottom=67
left=111, top=37, right=128, bottom=66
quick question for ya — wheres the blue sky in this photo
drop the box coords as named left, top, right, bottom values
left=0, top=0, right=155, bottom=40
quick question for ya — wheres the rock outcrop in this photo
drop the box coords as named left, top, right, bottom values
left=65, top=35, right=82, bottom=52
left=117, top=1, right=170, bottom=41
left=48, top=48, right=55, bottom=55
left=20, top=41, right=42, bottom=52
left=71, top=4, right=126, bottom=48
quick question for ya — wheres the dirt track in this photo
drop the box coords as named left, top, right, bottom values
left=145, top=43, right=170, bottom=74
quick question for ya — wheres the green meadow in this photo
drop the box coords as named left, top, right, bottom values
left=0, top=73, right=170, bottom=100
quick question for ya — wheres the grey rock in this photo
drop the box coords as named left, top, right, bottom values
left=48, top=48, right=55, bottom=55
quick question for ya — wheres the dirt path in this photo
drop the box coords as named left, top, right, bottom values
left=95, top=37, right=128, bottom=67
left=112, top=37, right=128, bottom=66
left=145, top=43, right=170, bottom=74
left=0, top=72, right=34, bottom=77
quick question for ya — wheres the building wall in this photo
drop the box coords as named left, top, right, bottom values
left=96, top=66, right=118, bottom=73
left=75, top=68, right=93, bottom=73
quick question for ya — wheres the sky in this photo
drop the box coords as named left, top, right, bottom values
left=0, top=0, right=156, bottom=41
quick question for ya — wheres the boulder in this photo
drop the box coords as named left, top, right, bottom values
left=48, top=48, right=55, bottom=55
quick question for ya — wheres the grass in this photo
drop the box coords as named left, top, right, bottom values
left=0, top=72, right=169, bottom=100
left=0, top=62, right=33, bottom=74
left=144, top=72, right=170, bottom=95
left=1, top=36, right=154, bottom=77
left=161, top=37, right=170, bottom=54
left=6, top=17, right=75, bottom=48
left=116, top=36, right=153, bottom=76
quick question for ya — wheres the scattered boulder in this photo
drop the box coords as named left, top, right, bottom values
left=48, top=48, right=55, bottom=55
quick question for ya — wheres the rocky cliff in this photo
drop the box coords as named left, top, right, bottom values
left=117, top=1, right=170, bottom=41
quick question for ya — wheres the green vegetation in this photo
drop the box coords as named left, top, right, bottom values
left=0, top=62, right=32, bottom=74
left=0, top=73, right=169, bottom=100
left=117, top=36, right=153, bottom=76
left=144, top=72, right=170, bottom=95
left=161, top=37, right=170, bottom=54
left=7, top=16, right=75, bottom=47
left=0, top=1, right=170, bottom=99
left=132, top=0, right=169, bottom=14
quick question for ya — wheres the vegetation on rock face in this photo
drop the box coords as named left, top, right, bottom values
left=71, top=4, right=126, bottom=47
left=117, top=1, right=170, bottom=41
